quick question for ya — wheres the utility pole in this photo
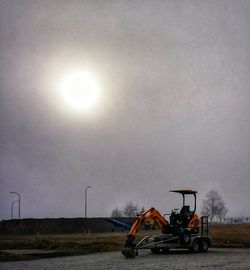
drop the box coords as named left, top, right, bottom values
left=85, top=186, right=91, bottom=218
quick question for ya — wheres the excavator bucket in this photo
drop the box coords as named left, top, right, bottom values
left=121, top=247, right=135, bottom=258
left=122, top=235, right=136, bottom=258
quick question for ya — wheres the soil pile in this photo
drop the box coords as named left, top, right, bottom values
left=0, top=218, right=133, bottom=235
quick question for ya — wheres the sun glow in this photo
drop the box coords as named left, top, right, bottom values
left=61, top=70, right=101, bottom=111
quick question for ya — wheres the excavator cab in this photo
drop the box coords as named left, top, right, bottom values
left=169, top=190, right=199, bottom=233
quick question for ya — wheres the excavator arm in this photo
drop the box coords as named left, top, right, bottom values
left=127, top=207, right=169, bottom=237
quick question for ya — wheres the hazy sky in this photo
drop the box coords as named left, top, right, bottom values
left=0, top=0, right=249, bottom=220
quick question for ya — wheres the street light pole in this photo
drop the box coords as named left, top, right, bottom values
left=85, top=186, right=91, bottom=218
left=10, top=192, right=21, bottom=219
left=11, top=200, right=19, bottom=219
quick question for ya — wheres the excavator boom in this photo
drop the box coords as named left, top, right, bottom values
left=127, top=207, right=169, bottom=237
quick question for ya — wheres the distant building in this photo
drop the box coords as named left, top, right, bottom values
left=224, top=216, right=250, bottom=224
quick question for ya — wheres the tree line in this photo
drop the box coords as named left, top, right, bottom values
left=111, top=201, right=143, bottom=218
left=111, top=189, right=228, bottom=222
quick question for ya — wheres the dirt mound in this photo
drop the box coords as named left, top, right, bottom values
left=0, top=218, right=133, bottom=235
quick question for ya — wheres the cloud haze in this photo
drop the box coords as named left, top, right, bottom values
left=0, top=0, right=249, bottom=219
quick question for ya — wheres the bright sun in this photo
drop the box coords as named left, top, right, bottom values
left=61, top=70, right=101, bottom=111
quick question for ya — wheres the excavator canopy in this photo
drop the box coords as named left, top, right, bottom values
left=170, top=189, right=197, bottom=213
left=170, top=189, right=197, bottom=195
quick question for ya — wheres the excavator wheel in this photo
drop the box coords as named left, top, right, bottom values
left=200, top=238, right=209, bottom=252
left=190, top=239, right=200, bottom=253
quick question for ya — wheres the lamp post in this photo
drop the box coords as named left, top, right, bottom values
left=10, top=192, right=21, bottom=219
left=11, top=200, right=19, bottom=219
left=84, top=186, right=91, bottom=218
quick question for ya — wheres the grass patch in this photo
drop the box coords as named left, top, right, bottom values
left=209, top=223, right=250, bottom=248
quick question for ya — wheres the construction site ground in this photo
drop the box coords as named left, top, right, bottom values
left=0, top=223, right=249, bottom=262
left=1, top=248, right=250, bottom=270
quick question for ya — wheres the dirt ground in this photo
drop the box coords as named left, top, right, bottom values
left=0, top=223, right=249, bottom=262
left=209, top=223, right=250, bottom=247
left=1, top=248, right=250, bottom=270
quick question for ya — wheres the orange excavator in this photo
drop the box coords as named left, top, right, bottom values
left=122, top=190, right=211, bottom=257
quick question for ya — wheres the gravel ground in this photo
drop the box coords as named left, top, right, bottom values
left=0, top=248, right=250, bottom=270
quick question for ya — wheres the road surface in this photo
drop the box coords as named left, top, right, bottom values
left=1, top=248, right=250, bottom=270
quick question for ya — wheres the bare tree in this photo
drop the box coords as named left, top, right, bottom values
left=216, top=199, right=228, bottom=222
left=122, top=201, right=139, bottom=217
left=111, top=207, right=123, bottom=218
left=201, top=189, right=228, bottom=222
left=140, top=207, right=146, bottom=213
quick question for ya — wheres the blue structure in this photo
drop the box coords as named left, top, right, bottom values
left=104, top=218, right=131, bottom=229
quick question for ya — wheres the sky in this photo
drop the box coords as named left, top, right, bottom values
left=0, top=0, right=249, bottom=220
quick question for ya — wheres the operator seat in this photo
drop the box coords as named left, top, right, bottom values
left=180, top=206, right=192, bottom=226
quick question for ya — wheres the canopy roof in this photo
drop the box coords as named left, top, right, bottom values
left=169, top=189, right=197, bottom=195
